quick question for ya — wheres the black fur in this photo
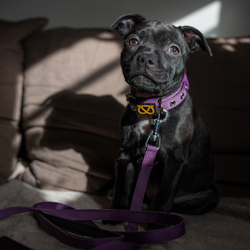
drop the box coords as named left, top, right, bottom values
left=106, top=14, right=219, bottom=224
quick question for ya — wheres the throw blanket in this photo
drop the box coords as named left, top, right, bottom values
left=0, top=180, right=249, bottom=250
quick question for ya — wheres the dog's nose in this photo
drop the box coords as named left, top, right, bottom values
left=137, top=55, right=155, bottom=67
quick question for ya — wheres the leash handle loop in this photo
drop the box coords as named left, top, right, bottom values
left=0, top=204, right=185, bottom=249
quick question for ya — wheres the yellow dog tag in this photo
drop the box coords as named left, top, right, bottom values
left=137, top=104, right=156, bottom=115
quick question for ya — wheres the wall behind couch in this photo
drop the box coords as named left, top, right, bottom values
left=0, top=0, right=249, bottom=38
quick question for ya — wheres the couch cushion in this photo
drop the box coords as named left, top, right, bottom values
left=0, top=18, right=48, bottom=185
left=187, top=36, right=250, bottom=189
left=21, top=29, right=127, bottom=192
left=187, top=37, right=250, bottom=154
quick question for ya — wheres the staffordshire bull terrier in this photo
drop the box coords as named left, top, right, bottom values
left=107, top=14, right=219, bottom=219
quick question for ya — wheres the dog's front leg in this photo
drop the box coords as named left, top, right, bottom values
left=112, top=147, right=137, bottom=210
left=150, top=148, right=188, bottom=213
left=147, top=148, right=187, bottom=230
left=102, top=148, right=136, bottom=225
left=111, top=106, right=139, bottom=210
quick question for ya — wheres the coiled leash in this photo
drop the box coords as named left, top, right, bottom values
left=0, top=75, right=189, bottom=250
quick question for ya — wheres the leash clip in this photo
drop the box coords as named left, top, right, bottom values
left=145, top=134, right=161, bottom=150
left=145, top=109, right=169, bottom=150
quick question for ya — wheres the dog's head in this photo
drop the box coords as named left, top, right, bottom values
left=109, top=14, right=212, bottom=97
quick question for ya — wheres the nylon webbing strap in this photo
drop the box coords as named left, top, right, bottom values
left=128, top=144, right=158, bottom=232
left=0, top=145, right=185, bottom=250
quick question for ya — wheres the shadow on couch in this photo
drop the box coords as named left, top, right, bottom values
left=20, top=91, right=125, bottom=193
left=18, top=28, right=127, bottom=192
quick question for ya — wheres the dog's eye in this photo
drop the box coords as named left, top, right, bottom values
left=169, top=46, right=180, bottom=55
left=129, top=38, right=139, bottom=46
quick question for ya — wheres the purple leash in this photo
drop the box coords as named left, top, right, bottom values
left=127, top=144, right=159, bottom=232
left=0, top=144, right=185, bottom=250
left=0, top=201, right=185, bottom=249
left=0, top=75, right=190, bottom=249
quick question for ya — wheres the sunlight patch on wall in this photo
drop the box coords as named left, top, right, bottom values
left=213, top=37, right=250, bottom=52
left=172, top=1, right=222, bottom=37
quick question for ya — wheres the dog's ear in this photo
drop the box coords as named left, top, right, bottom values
left=108, top=14, right=146, bottom=38
left=179, top=26, right=212, bottom=56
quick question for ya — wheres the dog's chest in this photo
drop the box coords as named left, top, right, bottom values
left=134, top=115, right=153, bottom=138
left=121, top=112, right=155, bottom=148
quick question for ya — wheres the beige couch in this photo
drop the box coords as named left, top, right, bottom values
left=0, top=18, right=250, bottom=197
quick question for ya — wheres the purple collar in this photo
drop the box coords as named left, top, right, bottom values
left=127, top=74, right=190, bottom=115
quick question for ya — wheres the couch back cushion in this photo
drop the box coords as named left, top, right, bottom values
left=187, top=37, right=250, bottom=187
left=0, top=18, right=48, bottom=185
left=21, top=29, right=127, bottom=192
left=187, top=37, right=250, bottom=154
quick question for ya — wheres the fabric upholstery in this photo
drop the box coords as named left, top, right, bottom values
left=21, top=29, right=127, bottom=192
left=187, top=37, right=250, bottom=190
left=1, top=180, right=250, bottom=250
left=0, top=18, right=48, bottom=185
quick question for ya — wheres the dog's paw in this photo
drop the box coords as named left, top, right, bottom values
left=102, top=220, right=124, bottom=225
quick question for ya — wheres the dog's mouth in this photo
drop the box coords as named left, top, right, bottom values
left=128, top=74, right=158, bottom=92
left=127, top=75, right=162, bottom=97
left=130, top=74, right=156, bottom=84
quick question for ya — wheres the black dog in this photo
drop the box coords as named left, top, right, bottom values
left=107, top=14, right=219, bottom=219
